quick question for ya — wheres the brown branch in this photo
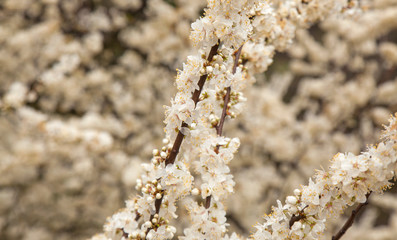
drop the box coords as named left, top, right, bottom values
left=165, top=43, right=220, bottom=166
left=206, top=45, right=244, bottom=209
left=120, top=228, right=129, bottom=238
left=139, top=43, right=220, bottom=237
left=232, top=46, right=244, bottom=74
left=289, top=205, right=308, bottom=228
left=332, top=192, right=372, bottom=240
left=205, top=196, right=211, bottom=209
left=215, top=45, right=243, bottom=136
left=289, top=214, right=305, bottom=228
left=215, top=87, right=231, bottom=136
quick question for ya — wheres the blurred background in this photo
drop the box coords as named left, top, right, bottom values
left=1, top=0, right=397, bottom=239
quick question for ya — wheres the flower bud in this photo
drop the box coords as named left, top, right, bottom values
left=152, top=149, right=159, bottom=156
left=286, top=196, right=298, bottom=205
left=144, top=221, right=152, bottom=228
left=294, top=189, right=301, bottom=196
left=191, top=188, right=200, bottom=195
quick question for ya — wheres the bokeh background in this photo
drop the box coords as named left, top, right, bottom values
left=1, top=0, right=397, bottom=239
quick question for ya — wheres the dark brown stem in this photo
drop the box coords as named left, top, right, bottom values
left=121, top=228, right=129, bottom=238
left=143, top=43, right=220, bottom=234
left=165, top=43, right=220, bottom=166
left=332, top=192, right=371, bottom=240
left=165, top=121, right=188, bottom=165
left=205, top=45, right=244, bottom=209
left=289, top=205, right=308, bottom=228
left=215, top=45, right=243, bottom=136
left=205, top=196, right=211, bottom=209
left=144, top=196, right=164, bottom=235
left=289, top=214, right=304, bottom=228
left=215, top=87, right=231, bottom=136
left=155, top=197, right=163, bottom=214
left=232, top=45, right=244, bottom=74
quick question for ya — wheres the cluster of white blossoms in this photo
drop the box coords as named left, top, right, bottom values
left=181, top=136, right=241, bottom=239
left=252, top=114, right=397, bottom=239
left=93, top=0, right=366, bottom=240
left=0, top=1, right=207, bottom=239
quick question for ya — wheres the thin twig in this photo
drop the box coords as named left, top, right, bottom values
left=165, top=43, right=220, bottom=166
left=332, top=192, right=372, bottom=240
left=134, top=43, right=220, bottom=238
left=215, top=87, right=231, bottom=136
left=205, top=196, right=211, bottom=209
left=289, top=206, right=308, bottom=228
left=215, top=45, right=243, bottom=136
left=142, top=43, right=220, bottom=235
left=205, top=45, right=244, bottom=209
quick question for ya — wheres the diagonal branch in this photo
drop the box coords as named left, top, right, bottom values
left=205, top=45, right=244, bottom=209
left=215, top=45, right=244, bottom=136
left=142, top=43, right=220, bottom=235
left=166, top=42, right=220, bottom=166
left=332, top=192, right=372, bottom=240
left=289, top=206, right=308, bottom=228
left=128, top=43, right=220, bottom=238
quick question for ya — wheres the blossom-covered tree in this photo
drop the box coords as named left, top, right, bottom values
left=1, top=0, right=397, bottom=240
left=91, top=1, right=397, bottom=239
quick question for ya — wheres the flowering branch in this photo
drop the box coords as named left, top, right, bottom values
left=7, top=0, right=397, bottom=239
left=332, top=192, right=372, bottom=240
left=215, top=45, right=244, bottom=137
left=92, top=1, right=364, bottom=240
left=205, top=45, right=244, bottom=210
left=252, top=114, right=397, bottom=239
left=147, top=42, right=220, bottom=236
left=289, top=206, right=308, bottom=228
left=166, top=42, right=220, bottom=166
left=153, top=41, right=219, bottom=217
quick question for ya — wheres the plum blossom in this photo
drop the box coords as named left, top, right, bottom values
left=253, top=114, right=397, bottom=239
left=95, top=0, right=364, bottom=239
